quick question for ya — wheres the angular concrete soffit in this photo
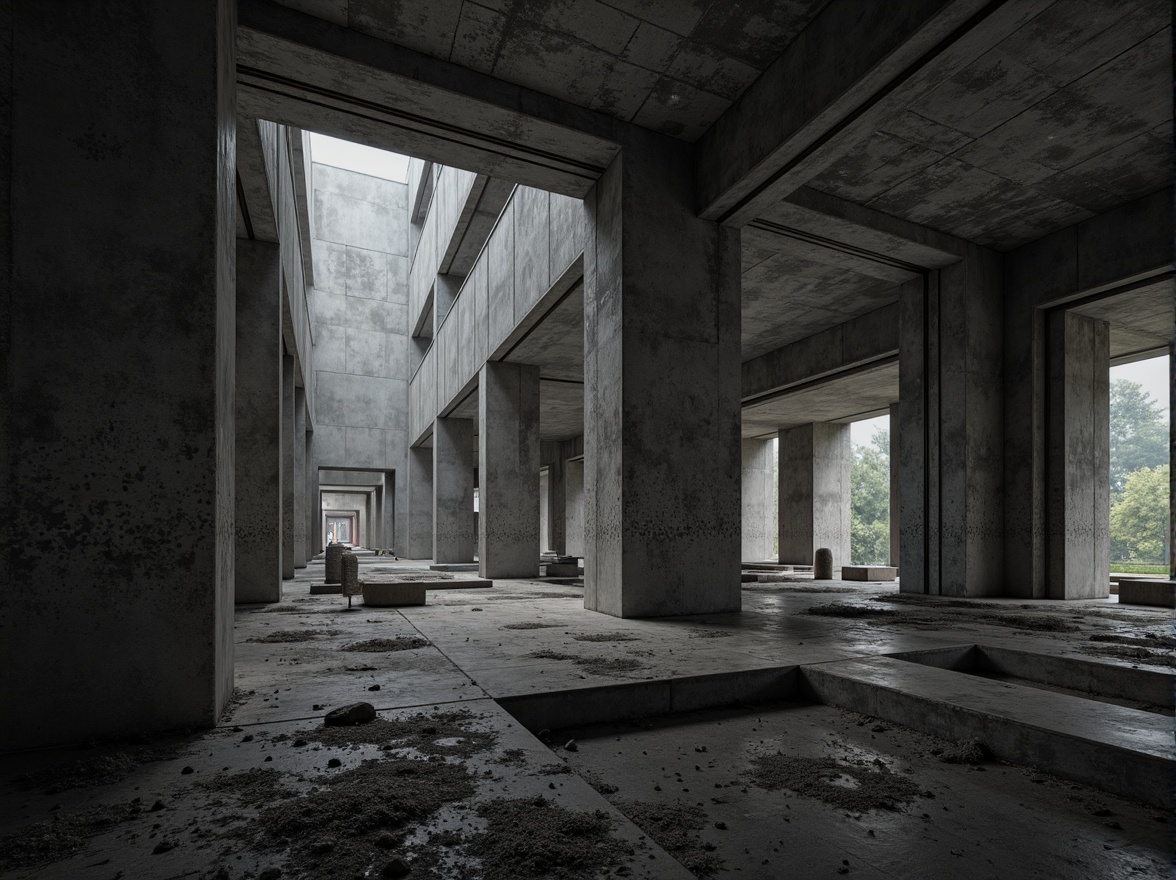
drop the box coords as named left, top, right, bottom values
left=289, top=126, right=316, bottom=290
left=696, top=0, right=1043, bottom=225
left=235, top=0, right=621, bottom=199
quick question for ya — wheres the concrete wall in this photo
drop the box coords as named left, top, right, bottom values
left=0, top=0, right=236, bottom=749
left=778, top=424, right=851, bottom=567
left=741, top=438, right=776, bottom=561
left=566, top=459, right=585, bottom=557
left=309, top=163, right=412, bottom=552
left=409, top=185, right=585, bottom=440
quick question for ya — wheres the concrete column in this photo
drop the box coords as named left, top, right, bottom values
left=407, top=446, right=434, bottom=558
left=741, top=438, right=776, bottom=562
left=566, top=459, right=585, bottom=557
left=889, top=402, right=901, bottom=569
left=1046, top=311, right=1110, bottom=599
left=293, top=387, right=307, bottom=568
left=281, top=354, right=295, bottom=579
left=584, top=131, right=741, bottom=617
left=778, top=424, right=851, bottom=568
left=479, top=361, right=541, bottom=578
left=235, top=240, right=283, bottom=604
left=306, top=432, right=319, bottom=555
left=1171, top=342, right=1175, bottom=580
left=0, top=0, right=236, bottom=749
left=548, top=457, right=567, bottom=555
left=539, top=469, right=550, bottom=553
left=433, top=417, right=474, bottom=563
left=900, top=248, right=1004, bottom=597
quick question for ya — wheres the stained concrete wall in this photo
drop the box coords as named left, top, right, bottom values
left=408, top=184, right=585, bottom=441
left=406, top=446, right=433, bottom=558
left=309, top=163, right=412, bottom=552
left=1046, top=312, right=1110, bottom=599
left=741, top=438, right=776, bottom=561
left=434, top=417, right=475, bottom=563
left=1003, top=189, right=1173, bottom=597
left=0, top=0, right=236, bottom=749
left=778, top=424, right=851, bottom=567
left=281, top=354, right=295, bottom=579
left=540, top=441, right=569, bottom=556
left=565, top=459, right=585, bottom=557
left=235, top=241, right=284, bottom=603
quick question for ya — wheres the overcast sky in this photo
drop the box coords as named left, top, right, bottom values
left=309, top=132, right=410, bottom=182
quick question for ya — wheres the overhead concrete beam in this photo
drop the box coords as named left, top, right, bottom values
left=236, top=115, right=278, bottom=243
left=696, top=0, right=1051, bottom=225
left=742, top=304, right=900, bottom=404
left=237, top=0, right=621, bottom=198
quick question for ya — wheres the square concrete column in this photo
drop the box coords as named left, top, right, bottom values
left=0, top=0, right=236, bottom=749
left=281, top=354, right=295, bottom=579
left=547, top=457, right=568, bottom=556
left=235, top=240, right=283, bottom=604
left=479, top=361, right=541, bottom=578
left=433, top=417, right=474, bottom=563
left=293, top=387, right=307, bottom=568
left=584, top=131, right=741, bottom=617
left=899, top=248, right=1004, bottom=596
left=1046, top=311, right=1110, bottom=599
left=741, top=438, right=776, bottom=562
left=307, top=434, right=321, bottom=554
left=406, top=446, right=433, bottom=558
left=778, top=424, right=851, bottom=568
left=566, top=459, right=585, bottom=557
left=889, top=402, right=901, bottom=569
left=1171, top=342, right=1175, bottom=581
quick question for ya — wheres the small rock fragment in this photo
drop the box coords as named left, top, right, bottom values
left=259, top=869, right=282, bottom=880
left=382, top=856, right=411, bottom=878
left=180, top=766, right=194, bottom=775
left=368, top=684, right=381, bottom=692
left=150, top=800, right=165, bottom=812
left=325, top=702, right=377, bottom=726
left=564, top=740, right=578, bottom=752
left=327, top=758, right=342, bottom=768
left=152, top=840, right=176, bottom=854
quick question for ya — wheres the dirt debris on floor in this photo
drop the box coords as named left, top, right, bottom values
left=527, top=649, right=647, bottom=676
left=342, top=636, right=431, bottom=652
left=10, top=746, right=181, bottom=795
left=805, top=604, right=897, bottom=618
left=747, top=750, right=924, bottom=812
left=572, top=632, right=639, bottom=642
left=272, top=710, right=498, bottom=757
left=0, top=801, right=145, bottom=870
left=612, top=800, right=722, bottom=877
left=501, top=621, right=565, bottom=630
left=247, top=629, right=337, bottom=643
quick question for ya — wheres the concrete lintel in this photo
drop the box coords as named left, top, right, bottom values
left=697, top=0, right=1048, bottom=225
left=742, top=304, right=899, bottom=403
left=237, top=0, right=621, bottom=198
left=236, top=114, right=278, bottom=242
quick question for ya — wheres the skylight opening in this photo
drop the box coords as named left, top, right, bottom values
left=308, top=132, right=410, bottom=183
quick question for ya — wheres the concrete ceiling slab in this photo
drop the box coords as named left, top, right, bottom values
left=539, top=378, right=584, bottom=442
left=807, top=2, right=1171, bottom=251
left=502, top=283, right=584, bottom=381
left=1069, top=278, right=1175, bottom=360
left=268, top=0, right=831, bottom=142
left=741, top=359, right=899, bottom=439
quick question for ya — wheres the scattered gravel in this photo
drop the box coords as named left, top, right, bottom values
left=805, top=604, right=895, bottom=618
left=247, top=629, right=335, bottom=643
left=527, top=649, right=646, bottom=675
left=614, top=800, right=722, bottom=877
left=276, top=710, right=497, bottom=758
left=747, top=751, right=923, bottom=812
left=572, top=632, right=639, bottom=642
left=501, top=622, right=565, bottom=630
left=342, top=637, right=431, bottom=652
left=0, top=801, right=143, bottom=869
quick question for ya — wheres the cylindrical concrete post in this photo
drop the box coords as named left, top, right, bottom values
left=325, top=543, right=344, bottom=584
left=341, top=550, right=360, bottom=597
left=814, top=547, right=833, bottom=580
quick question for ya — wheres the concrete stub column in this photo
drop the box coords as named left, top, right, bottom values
left=234, top=240, right=283, bottom=604
left=433, top=417, right=474, bottom=563
left=293, top=388, right=307, bottom=568
left=406, top=446, right=434, bottom=558
left=479, top=361, right=541, bottom=578
left=741, top=438, right=776, bottom=562
left=1, top=0, right=236, bottom=748
left=584, top=132, right=741, bottom=617
left=281, top=354, right=295, bottom=580
left=889, top=402, right=901, bottom=569
left=777, top=423, right=851, bottom=568
left=1046, top=311, right=1110, bottom=599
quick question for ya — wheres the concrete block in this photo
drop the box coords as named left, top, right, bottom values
left=1117, top=579, right=1175, bottom=608
left=362, top=581, right=427, bottom=606
left=842, top=565, right=898, bottom=581
left=546, top=563, right=581, bottom=577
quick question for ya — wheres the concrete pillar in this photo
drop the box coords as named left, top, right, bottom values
left=899, top=248, right=1004, bottom=597
left=741, top=438, right=775, bottom=562
left=281, top=354, right=295, bottom=579
left=433, top=417, right=474, bottom=563
left=539, top=469, right=550, bottom=553
left=1171, top=342, right=1175, bottom=580
left=566, top=459, right=585, bottom=557
left=778, top=424, right=851, bottom=568
left=479, top=361, right=541, bottom=578
left=584, top=131, right=741, bottom=617
left=548, top=457, right=567, bottom=556
left=293, top=387, right=307, bottom=568
left=306, top=432, right=318, bottom=555
left=0, top=0, right=236, bottom=749
left=889, top=402, right=901, bottom=569
left=407, top=446, right=434, bottom=558
left=1046, top=311, right=1110, bottom=599
left=235, top=240, right=283, bottom=604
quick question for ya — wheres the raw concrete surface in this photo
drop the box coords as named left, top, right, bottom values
left=1, top=564, right=1170, bottom=878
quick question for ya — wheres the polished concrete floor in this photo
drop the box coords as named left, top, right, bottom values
left=1, top=559, right=1171, bottom=879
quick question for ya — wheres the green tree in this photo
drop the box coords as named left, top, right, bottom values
left=851, top=428, right=890, bottom=565
left=1110, top=379, right=1167, bottom=500
left=1110, top=464, right=1169, bottom=564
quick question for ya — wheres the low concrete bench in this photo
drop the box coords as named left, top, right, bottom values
left=309, top=582, right=342, bottom=595
left=842, top=565, right=897, bottom=582
left=362, top=581, right=427, bottom=607
left=546, top=563, right=582, bottom=577
left=1117, top=578, right=1175, bottom=608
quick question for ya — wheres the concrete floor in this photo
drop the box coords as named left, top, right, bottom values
left=1, top=559, right=1171, bottom=879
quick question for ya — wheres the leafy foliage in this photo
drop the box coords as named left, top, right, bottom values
left=1108, top=378, right=1169, bottom=564
left=1110, top=464, right=1169, bottom=564
left=1109, top=379, right=1168, bottom=500
left=851, top=428, right=890, bottom=565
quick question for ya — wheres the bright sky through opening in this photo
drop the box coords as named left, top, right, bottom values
left=309, top=132, right=410, bottom=183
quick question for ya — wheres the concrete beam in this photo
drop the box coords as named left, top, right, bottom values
left=237, top=0, right=620, bottom=198
left=697, top=0, right=1050, bottom=225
